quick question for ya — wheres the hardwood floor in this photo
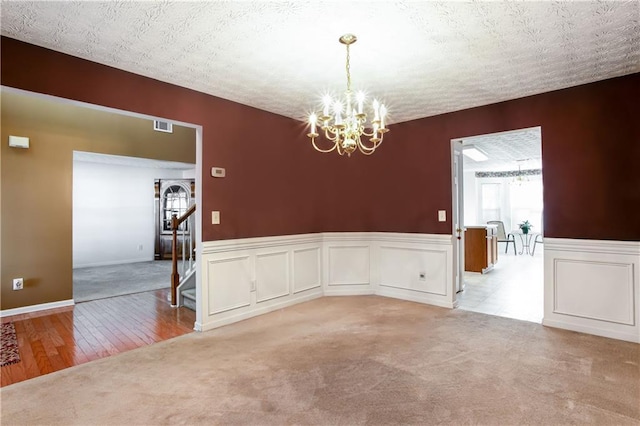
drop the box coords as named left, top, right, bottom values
left=1, top=289, right=195, bottom=387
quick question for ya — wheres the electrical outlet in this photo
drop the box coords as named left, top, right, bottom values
left=212, top=211, right=220, bottom=225
left=419, top=272, right=426, bottom=281
left=13, top=278, right=24, bottom=291
left=137, top=244, right=144, bottom=251
left=250, top=280, right=256, bottom=292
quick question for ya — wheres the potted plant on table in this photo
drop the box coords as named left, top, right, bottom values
left=519, top=220, right=533, bottom=234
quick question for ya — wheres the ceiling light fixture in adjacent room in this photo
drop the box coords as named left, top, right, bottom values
left=511, top=163, right=530, bottom=186
left=462, top=145, right=489, bottom=162
left=307, top=34, right=389, bottom=157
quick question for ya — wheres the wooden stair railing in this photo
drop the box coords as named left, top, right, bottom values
left=170, top=204, right=196, bottom=306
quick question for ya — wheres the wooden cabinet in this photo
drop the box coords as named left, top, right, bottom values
left=464, top=225, right=498, bottom=273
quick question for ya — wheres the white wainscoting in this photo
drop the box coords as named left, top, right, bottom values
left=543, top=238, right=640, bottom=343
left=198, top=233, right=639, bottom=343
left=198, top=232, right=455, bottom=331
left=293, top=247, right=321, bottom=294
left=374, top=234, right=454, bottom=308
left=324, top=235, right=372, bottom=295
left=207, top=255, right=252, bottom=315
left=199, top=234, right=324, bottom=331
left=256, top=251, right=289, bottom=303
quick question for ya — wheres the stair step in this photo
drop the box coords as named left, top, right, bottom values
left=181, top=288, right=196, bottom=312
left=182, top=288, right=196, bottom=300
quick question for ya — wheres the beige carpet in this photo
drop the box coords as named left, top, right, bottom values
left=1, top=296, right=638, bottom=425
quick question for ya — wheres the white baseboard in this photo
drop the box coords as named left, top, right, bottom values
left=73, top=257, right=153, bottom=269
left=377, top=286, right=455, bottom=309
left=197, top=291, right=322, bottom=332
left=1, top=299, right=75, bottom=318
left=542, top=318, right=639, bottom=344
left=324, top=288, right=375, bottom=296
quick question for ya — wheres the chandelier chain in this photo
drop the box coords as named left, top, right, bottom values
left=345, top=44, right=351, bottom=92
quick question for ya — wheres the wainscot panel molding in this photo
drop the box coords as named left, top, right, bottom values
left=327, top=246, right=371, bottom=286
left=255, top=251, right=290, bottom=304
left=292, top=247, right=322, bottom=294
left=199, top=234, right=639, bottom=342
left=200, top=234, right=324, bottom=331
left=207, top=255, right=252, bottom=315
left=0, top=299, right=75, bottom=318
left=374, top=234, right=454, bottom=309
left=543, top=238, right=640, bottom=343
left=198, top=232, right=454, bottom=331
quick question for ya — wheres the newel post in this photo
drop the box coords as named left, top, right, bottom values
left=170, top=213, right=179, bottom=306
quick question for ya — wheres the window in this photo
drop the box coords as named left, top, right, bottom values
left=162, top=185, right=189, bottom=232
left=481, top=183, right=501, bottom=223
left=510, top=178, right=543, bottom=234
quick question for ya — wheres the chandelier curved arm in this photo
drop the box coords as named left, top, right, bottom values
left=324, top=127, right=341, bottom=142
left=311, top=137, right=338, bottom=153
left=359, top=135, right=383, bottom=151
left=358, top=145, right=377, bottom=155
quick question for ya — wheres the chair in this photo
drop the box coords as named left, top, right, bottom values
left=487, top=221, right=517, bottom=255
left=531, top=234, right=544, bottom=255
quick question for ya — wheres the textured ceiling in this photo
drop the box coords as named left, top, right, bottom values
left=461, top=127, right=542, bottom=172
left=1, top=1, right=639, bottom=125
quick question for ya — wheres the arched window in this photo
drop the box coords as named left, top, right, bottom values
left=162, top=184, right=189, bottom=231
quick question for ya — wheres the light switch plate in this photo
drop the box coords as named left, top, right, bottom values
left=438, top=210, right=446, bottom=222
left=211, top=167, right=226, bottom=178
left=212, top=211, right=220, bottom=225
left=9, top=135, right=29, bottom=149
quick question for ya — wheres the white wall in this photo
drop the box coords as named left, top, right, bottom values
left=463, top=171, right=478, bottom=226
left=73, top=160, right=192, bottom=268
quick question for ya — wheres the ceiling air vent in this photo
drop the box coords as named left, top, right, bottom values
left=153, top=120, right=173, bottom=133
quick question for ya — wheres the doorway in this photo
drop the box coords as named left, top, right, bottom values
left=452, top=127, right=544, bottom=323
left=154, top=178, right=196, bottom=261
left=72, top=153, right=196, bottom=302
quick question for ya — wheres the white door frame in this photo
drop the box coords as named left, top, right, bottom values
left=450, top=126, right=544, bottom=312
left=450, top=139, right=465, bottom=304
left=3, top=86, right=204, bottom=330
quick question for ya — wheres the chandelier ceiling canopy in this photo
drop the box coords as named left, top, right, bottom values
left=307, top=34, right=389, bottom=157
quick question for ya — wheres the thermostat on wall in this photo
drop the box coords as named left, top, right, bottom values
left=9, top=135, right=30, bottom=149
left=211, top=167, right=226, bottom=178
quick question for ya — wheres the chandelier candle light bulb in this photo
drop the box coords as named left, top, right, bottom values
left=356, top=91, right=365, bottom=115
left=309, top=113, right=317, bottom=135
left=306, top=34, right=390, bottom=156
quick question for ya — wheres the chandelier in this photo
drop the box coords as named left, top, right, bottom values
left=307, top=34, right=389, bottom=156
left=511, top=163, right=530, bottom=186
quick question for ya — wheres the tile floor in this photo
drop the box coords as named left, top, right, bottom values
left=456, top=243, right=543, bottom=323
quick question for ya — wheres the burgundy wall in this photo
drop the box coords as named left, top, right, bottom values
left=3, top=37, right=639, bottom=241
left=385, top=77, right=640, bottom=241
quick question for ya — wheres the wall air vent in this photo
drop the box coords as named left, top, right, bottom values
left=153, top=120, right=173, bottom=133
